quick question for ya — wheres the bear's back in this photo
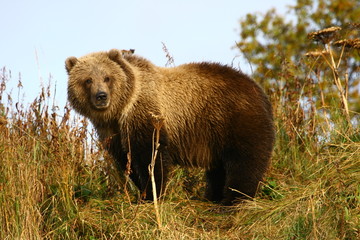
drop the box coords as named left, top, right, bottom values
left=156, top=62, right=269, bottom=119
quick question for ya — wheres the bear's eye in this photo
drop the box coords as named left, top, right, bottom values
left=104, top=77, right=110, bottom=83
left=85, top=79, right=92, bottom=85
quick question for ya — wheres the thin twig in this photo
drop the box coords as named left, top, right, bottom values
left=149, top=114, right=165, bottom=229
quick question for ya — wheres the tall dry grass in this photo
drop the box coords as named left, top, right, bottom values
left=0, top=30, right=359, bottom=239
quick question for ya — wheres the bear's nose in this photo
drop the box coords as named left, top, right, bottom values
left=96, top=92, right=108, bottom=101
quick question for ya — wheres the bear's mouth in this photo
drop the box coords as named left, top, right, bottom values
left=93, top=101, right=110, bottom=110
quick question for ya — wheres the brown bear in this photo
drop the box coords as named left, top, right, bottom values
left=65, top=49, right=275, bottom=205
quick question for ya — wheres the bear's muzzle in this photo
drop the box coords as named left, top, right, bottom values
left=93, top=91, right=110, bottom=109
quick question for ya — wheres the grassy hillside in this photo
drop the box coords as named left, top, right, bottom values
left=0, top=47, right=359, bottom=240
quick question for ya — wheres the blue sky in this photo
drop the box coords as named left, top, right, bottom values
left=1, top=0, right=293, bottom=109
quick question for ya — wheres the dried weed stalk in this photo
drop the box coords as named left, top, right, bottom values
left=149, top=112, right=165, bottom=229
left=305, top=25, right=357, bottom=127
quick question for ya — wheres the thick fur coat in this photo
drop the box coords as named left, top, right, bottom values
left=65, top=49, right=275, bottom=205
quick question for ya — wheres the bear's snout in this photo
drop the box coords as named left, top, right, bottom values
left=92, top=91, right=110, bottom=110
left=96, top=91, right=108, bottom=101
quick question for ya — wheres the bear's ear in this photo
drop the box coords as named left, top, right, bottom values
left=65, top=57, right=78, bottom=74
left=108, top=49, right=123, bottom=64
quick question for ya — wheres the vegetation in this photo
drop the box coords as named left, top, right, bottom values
left=1, top=0, right=359, bottom=239
left=236, top=0, right=360, bottom=113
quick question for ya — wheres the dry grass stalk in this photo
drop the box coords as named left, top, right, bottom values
left=124, top=130, right=133, bottom=204
left=149, top=113, right=165, bottom=229
left=306, top=26, right=353, bottom=127
left=327, top=45, right=351, bottom=125
left=161, top=42, right=175, bottom=67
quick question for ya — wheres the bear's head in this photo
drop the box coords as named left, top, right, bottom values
left=65, top=49, right=135, bottom=122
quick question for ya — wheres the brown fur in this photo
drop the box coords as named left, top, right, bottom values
left=65, top=49, right=275, bottom=205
